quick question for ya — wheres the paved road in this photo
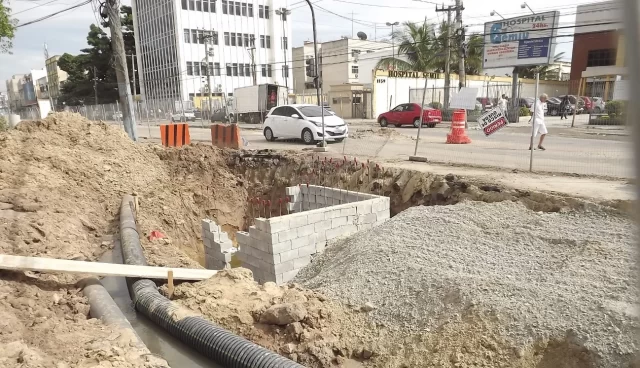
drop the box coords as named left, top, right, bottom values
left=133, top=118, right=633, bottom=179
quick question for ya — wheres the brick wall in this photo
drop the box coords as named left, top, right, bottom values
left=237, top=185, right=390, bottom=284
left=202, top=219, right=236, bottom=270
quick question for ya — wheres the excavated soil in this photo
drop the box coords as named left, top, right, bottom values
left=0, top=113, right=634, bottom=367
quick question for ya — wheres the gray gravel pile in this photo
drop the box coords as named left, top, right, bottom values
left=295, top=201, right=639, bottom=367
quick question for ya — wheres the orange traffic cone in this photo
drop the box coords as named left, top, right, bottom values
left=446, top=109, right=472, bottom=144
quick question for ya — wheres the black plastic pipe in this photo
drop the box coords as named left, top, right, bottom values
left=119, top=195, right=303, bottom=368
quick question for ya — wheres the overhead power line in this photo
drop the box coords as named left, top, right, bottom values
left=15, top=0, right=92, bottom=28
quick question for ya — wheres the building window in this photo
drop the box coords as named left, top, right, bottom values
left=214, top=62, right=221, bottom=76
left=248, top=4, right=253, bottom=17
left=586, top=49, right=616, bottom=67
left=203, top=0, right=209, bottom=12
left=191, top=29, right=198, bottom=43
left=266, top=35, right=271, bottom=49
left=241, top=3, right=247, bottom=16
left=261, top=64, right=266, bottom=77
left=245, top=64, right=251, bottom=76
left=184, top=29, right=190, bottom=43
left=201, top=62, right=208, bottom=75
left=235, top=2, right=240, bottom=15
left=189, top=0, right=195, bottom=10
left=265, top=5, right=270, bottom=19
left=237, top=33, right=243, bottom=46
left=224, top=32, right=230, bottom=46
left=227, top=64, right=232, bottom=76
left=222, top=0, right=227, bottom=14
left=258, top=5, right=264, bottom=18
left=187, top=62, right=194, bottom=75
left=193, top=62, right=201, bottom=76
left=196, top=0, right=202, bottom=11
left=282, top=65, right=289, bottom=78
left=230, top=32, right=236, bottom=46
left=250, top=34, right=255, bottom=47
left=282, top=36, right=288, bottom=49
left=238, top=63, right=244, bottom=76
left=267, top=64, right=272, bottom=77
left=351, top=65, right=359, bottom=74
left=182, top=0, right=188, bottom=10
left=260, top=35, right=265, bottom=48
left=243, top=34, right=249, bottom=47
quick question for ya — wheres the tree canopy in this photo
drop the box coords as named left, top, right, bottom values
left=57, top=6, right=136, bottom=106
left=0, top=0, right=16, bottom=53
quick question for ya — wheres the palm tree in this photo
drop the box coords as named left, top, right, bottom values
left=515, top=52, right=567, bottom=80
left=375, top=21, right=441, bottom=72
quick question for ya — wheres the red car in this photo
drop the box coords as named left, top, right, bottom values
left=580, top=96, right=593, bottom=113
left=378, top=103, right=443, bottom=128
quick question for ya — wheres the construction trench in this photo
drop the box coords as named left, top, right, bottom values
left=0, top=113, right=637, bottom=368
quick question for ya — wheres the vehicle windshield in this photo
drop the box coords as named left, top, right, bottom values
left=298, top=106, right=334, bottom=117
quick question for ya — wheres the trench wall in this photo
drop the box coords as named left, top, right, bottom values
left=236, top=185, right=390, bottom=284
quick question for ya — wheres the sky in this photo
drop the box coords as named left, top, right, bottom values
left=0, top=0, right=612, bottom=91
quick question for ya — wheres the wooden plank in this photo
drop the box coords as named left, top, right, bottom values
left=0, top=254, right=217, bottom=281
left=167, top=270, right=174, bottom=298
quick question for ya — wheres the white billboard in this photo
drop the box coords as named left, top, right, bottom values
left=483, top=11, right=560, bottom=69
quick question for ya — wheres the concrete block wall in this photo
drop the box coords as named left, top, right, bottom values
left=202, top=219, right=236, bottom=270
left=237, top=185, right=390, bottom=285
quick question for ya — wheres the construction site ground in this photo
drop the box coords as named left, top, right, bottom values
left=0, top=113, right=637, bottom=368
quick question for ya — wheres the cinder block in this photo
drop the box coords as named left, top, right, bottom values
left=297, top=224, right=315, bottom=238
left=307, top=210, right=325, bottom=224
left=293, top=255, right=311, bottom=269
left=280, top=269, right=299, bottom=284
left=247, top=245, right=279, bottom=264
left=291, top=235, right=311, bottom=250
left=315, top=194, right=327, bottom=205
left=274, top=260, right=294, bottom=274
left=203, top=237, right=213, bottom=249
left=314, top=219, right=332, bottom=233
left=286, top=186, right=301, bottom=196
left=300, top=185, right=310, bottom=195
left=326, top=226, right=345, bottom=240
left=249, top=227, right=278, bottom=244
left=278, top=228, right=298, bottom=243
left=324, top=209, right=342, bottom=220
left=361, top=212, right=377, bottom=224
left=254, top=219, right=269, bottom=233
left=236, top=231, right=251, bottom=246
left=201, top=219, right=220, bottom=233
left=315, top=242, right=326, bottom=253
left=270, top=240, right=292, bottom=254
left=262, top=272, right=277, bottom=283
left=340, top=206, right=357, bottom=217
left=297, top=244, right=316, bottom=257
left=342, top=224, right=358, bottom=236
left=356, top=200, right=373, bottom=214
left=372, top=197, right=390, bottom=212
left=288, top=213, right=308, bottom=228
left=279, top=249, right=299, bottom=263
left=266, top=216, right=290, bottom=233
left=276, top=274, right=283, bottom=284
left=331, top=216, right=348, bottom=228
left=376, top=210, right=390, bottom=221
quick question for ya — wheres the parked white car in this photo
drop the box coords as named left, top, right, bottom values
left=263, top=104, right=348, bottom=144
left=171, top=111, right=196, bottom=122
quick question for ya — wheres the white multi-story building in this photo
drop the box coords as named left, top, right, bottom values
left=131, top=0, right=293, bottom=105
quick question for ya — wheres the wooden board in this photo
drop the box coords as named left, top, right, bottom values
left=0, top=254, right=217, bottom=281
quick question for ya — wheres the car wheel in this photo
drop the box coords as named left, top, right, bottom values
left=302, top=128, right=315, bottom=145
left=594, top=107, right=602, bottom=113
left=427, top=123, right=436, bottom=128
left=549, top=108, right=558, bottom=116
left=264, top=127, right=276, bottom=142
left=412, top=118, right=421, bottom=128
left=379, top=118, right=388, bottom=127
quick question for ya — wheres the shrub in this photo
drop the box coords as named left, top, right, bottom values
left=519, top=107, right=531, bottom=117
left=605, top=100, right=626, bottom=117
left=429, top=102, right=443, bottom=110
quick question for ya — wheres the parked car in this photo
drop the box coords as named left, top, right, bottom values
left=476, top=97, right=494, bottom=111
left=377, top=103, right=443, bottom=128
left=557, top=95, right=585, bottom=114
left=545, top=97, right=574, bottom=116
left=519, top=97, right=536, bottom=109
left=171, top=110, right=196, bottom=122
left=590, top=97, right=606, bottom=113
left=263, top=104, right=347, bottom=144
left=580, top=96, right=594, bottom=113
left=210, top=108, right=235, bottom=123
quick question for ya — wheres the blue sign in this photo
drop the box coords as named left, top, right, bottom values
left=517, top=38, right=550, bottom=59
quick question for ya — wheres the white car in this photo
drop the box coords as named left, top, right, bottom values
left=171, top=111, right=196, bottom=122
left=263, top=104, right=348, bottom=144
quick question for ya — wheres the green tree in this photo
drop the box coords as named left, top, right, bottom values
left=515, top=52, right=567, bottom=80
left=0, top=0, right=17, bottom=53
left=375, top=20, right=484, bottom=76
left=58, top=6, right=137, bottom=106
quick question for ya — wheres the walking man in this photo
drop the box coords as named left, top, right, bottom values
left=530, top=93, right=548, bottom=151
left=498, top=94, right=507, bottom=114
left=559, top=95, right=570, bottom=120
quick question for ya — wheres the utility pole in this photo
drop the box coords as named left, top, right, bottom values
left=128, top=54, right=136, bottom=99
left=455, top=0, right=466, bottom=90
left=248, top=46, right=257, bottom=86
left=276, top=8, right=291, bottom=94
left=304, top=0, right=326, bottom=147
left=436, top=5, right=453, bottom=109
left=93, top=66, right=99, bottom=105
left=105, top=0, right=137, bottom=141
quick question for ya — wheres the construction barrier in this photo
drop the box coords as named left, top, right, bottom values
left=160, top=123, right=191, bottom=147
left=446, top=110, right=472, bottom=144
left=210, top=123, right=242, bottom=149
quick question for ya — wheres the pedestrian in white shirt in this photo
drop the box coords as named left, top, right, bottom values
left=530, top=93, right=548, bottom=151
left=498, top=94, right=507, bottom=113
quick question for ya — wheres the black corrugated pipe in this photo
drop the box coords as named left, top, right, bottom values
left=119, top=195, right=304, bottom=368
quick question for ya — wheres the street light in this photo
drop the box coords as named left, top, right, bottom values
left=275, top=8, right=292, bottom=95
left=386, top=21, right=399, bottom=108
left=521, top=2, right=535, bottom=14
left=490, top=10, right=505, bottom=19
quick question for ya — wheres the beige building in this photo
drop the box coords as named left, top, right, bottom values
left=45, top=55, right=68, bottom=106
left=292, top=38, right=389, bottom=95
left=5, top=74, right=25, bottom=112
